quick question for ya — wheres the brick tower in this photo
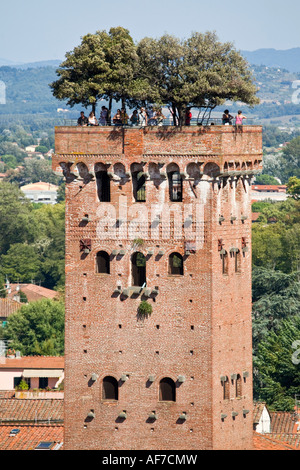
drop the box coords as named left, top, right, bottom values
left=53, top=125, right=262, bottom=450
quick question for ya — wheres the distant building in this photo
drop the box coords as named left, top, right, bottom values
left=253, top=402, right=271, bottom=434
left=20, top=182, right=58, bottom=204
left=5, top=283, right=58, bottom=303
left=252, top=184, right=288, bottom=202
left=0, top=298, right=20, bottom=325
left=0, top=356, right=64, bottom=391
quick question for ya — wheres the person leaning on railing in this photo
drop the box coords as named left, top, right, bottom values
left=77, top=111, right=88, bottom=126
left=113, top=109, right=122, bottom=126
left=130, top=110, right=140, bottom=126
left=99, top=106, right=108, bottom=125
left=222, top=110, right=234, bottom=125
left=88, top=111, right=98, bottom=126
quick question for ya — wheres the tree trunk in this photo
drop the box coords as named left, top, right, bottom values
left=108, top=96, right=113, bottom=125
left=171, top=104, right=177, bottom=126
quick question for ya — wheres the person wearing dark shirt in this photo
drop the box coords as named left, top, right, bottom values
left=222, top=110, right=233, bottom=125
left=77, top=111, right=88, bottom=126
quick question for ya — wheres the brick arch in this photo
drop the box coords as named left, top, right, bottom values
left=76, top=162, right=92, bottom=183
left=94, top=162, right=108, bottom=172
left=147, top=162, right=161, bottom=180
left=59, top=161, right=76, bottom=182
left=186, top=162, right=201, bottom=180
left=166, top=162, right=180, bottom=174
left=203, top=162, right=221, bottom=178
left=113, top=162, right=127, bottom=179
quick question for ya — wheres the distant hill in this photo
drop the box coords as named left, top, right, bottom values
left=12, top=60, right=62, bottom=70
left=0, top=59, right=62, bottom=69
left=242, top=48, right=300, bottom=73
left=0, top=58, right=19, bottom=67
left=0, top=58, right=300, bottom=125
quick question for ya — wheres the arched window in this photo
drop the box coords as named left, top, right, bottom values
left=96, top=170, right=111, bottom=202
left=102, top=376, right=118, bottom=400
left=236, top=374, right=242, bottom=398
left=159, top=378, right=176, bottom=402
left=169, top=253, right=183, bottom=275
left=222, top=376, right=230, bottom=400
left=96, top=251, right=110, bottom=274
left=132, top=171, right=146, bottom=202
left=132, top=252, right=146, bottom=287
left=168, top=171, right=182, bottom=202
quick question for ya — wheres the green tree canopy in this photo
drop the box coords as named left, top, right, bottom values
left=280, top=136, right=300, bottom=182
left=287, top=176, right=300, bottom=200
left=254, top=174, right=279, bottom=185
left=252, top=198, right=300, bottom=273
left=136, top=31, right=259, bottom=123
left=254, top=315, right=300, bottom=411
left=50, top=28, right=259, bottom=123
left=0, top=182, right=37, bottom=254
left=50, top=27, right=139, bottom=116
left=2, top=299, right=65, bottom=356
left=252, top=267, right=300, bottom=351
left=0, top=243, right=42, bottom=283
left=5, top=159, right=62, bottom=186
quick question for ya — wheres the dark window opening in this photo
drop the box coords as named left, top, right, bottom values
left=168, top=171, right=182, bottom=202
left=39, top=377, right=48, bottom=389
left=96, top=251, right=110, bottom=274
left=169, top=252, right=184, bottom=275
left=132, top=252, right=146, bottom=286
left=159, top=377, right=176, bottom=402
left=132, top=171, right=146, bottom=202
left=102, top=376, right=118, bottom=400
left=96, top=171, right=111, bottom=202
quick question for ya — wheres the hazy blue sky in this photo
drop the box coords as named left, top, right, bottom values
left=1, top=0, right=300, bottom=63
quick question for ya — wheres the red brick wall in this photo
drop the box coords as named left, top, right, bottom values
left=54, top=126, right=262, bottom=450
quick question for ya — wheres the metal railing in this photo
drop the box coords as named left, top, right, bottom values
left=63, top=117, right=258, bottom=127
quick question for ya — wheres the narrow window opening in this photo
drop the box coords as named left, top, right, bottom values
left=169, top=252, right=184, bottom=275
left=132, top=171, right=146, bottom=202
left=102, top=376, right=118, bottom=401
left=236, top=374, right=242, bottom=398
left=222, top=377, right=230, bottom=400
left=235, top=250, right=241, bottom=273
left=96, top=171, right=111, bottom=202
left=168, top=171, right=182, bottom=202
left=132, top=252, right=146, bottom=286
left=159, top=378, right=176, bottom=402
left=96, top=251, right=110, bottom=274
left=221, top=251, right=228, bottom=275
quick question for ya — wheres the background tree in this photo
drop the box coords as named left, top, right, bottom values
left=254, top=174, right=279, bottom=185
left=252, top=267, right=300, bottom=353
left=254, top=315, right=300, bottom=411
left=287, top=176, right=300, bottom=200
left=280, top=136, right=300, bottom=182
left=1, top=299, right=65, bottom=356
left=252, top=198, right=300, bottom=273
left=0, top=243, right=42, bottom=283
left=0, top=182, right=37, bottom=254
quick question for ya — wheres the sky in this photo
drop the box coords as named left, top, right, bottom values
left=1, top=0, right=300, bottom=63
